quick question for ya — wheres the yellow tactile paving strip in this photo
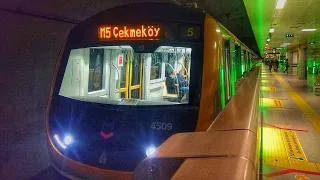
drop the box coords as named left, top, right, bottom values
left=262, top=127, right=320, bottom=172
left=273, top=73, right=320, bottom=134
left=262, top=72, right=320, bottom=173
left=261, top=98, right=284, bottom=108
left=261, top=86, right=277, bottom=92
left=289, top=159, right=319, bottom=172
left=281, top=130, right=306, bottom=161
left=263, top=127, right=289, bottom=168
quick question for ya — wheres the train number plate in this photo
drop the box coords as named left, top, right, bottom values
left=150, top=122, right=172, bottom=131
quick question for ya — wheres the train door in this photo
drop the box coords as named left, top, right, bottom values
left=235, top=44, right=242, bottom=79
left=243, top=50, right=247, bottom=74
left=129, top=53, right=143, bottom=99
left=119, top=50, right=143, bottom=99
left=223, top=39, right=232, bottom=102
left=248, top=52, right=251, bottom=70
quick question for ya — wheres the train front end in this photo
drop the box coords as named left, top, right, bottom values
left=46, top=2, right=205, bottom=179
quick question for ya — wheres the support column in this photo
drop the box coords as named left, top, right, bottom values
left=299, top=47, right=307, bottom=80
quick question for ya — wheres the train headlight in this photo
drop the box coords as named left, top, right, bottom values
left=63, top=135, right=73, bottom=145
left=54, top=134, right=73, bottom=149
left=146, top=146, right=156, bottom=157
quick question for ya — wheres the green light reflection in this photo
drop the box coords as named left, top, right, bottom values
left=220, top=66, right=226, bottom=108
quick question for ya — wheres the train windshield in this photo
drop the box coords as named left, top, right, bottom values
left=59, top=46, right=192, bottom=105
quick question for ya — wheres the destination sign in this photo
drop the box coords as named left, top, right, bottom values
left=98, top=25, right=161, bottom=40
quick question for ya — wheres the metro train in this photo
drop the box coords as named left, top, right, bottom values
left=46, top=2, right=258, bottom=179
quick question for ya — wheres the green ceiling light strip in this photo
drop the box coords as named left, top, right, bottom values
left=244, top=0, right=276, bottom=56
left=257, top=0, right=266, bottom=55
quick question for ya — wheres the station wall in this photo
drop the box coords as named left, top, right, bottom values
left=0, top=0, right=179, bottom=136
left=0, top=10, right=73, bottom=134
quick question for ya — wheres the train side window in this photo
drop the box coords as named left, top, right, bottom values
left=165, top=53, right=175, bottom=78
left=88, top=49, right=104, bottom=92
left=150, top=53, right=162, bottom=80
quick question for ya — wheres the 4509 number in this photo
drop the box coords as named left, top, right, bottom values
left=150, top=122, right=172, bottom=131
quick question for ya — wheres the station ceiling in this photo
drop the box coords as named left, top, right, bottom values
left=267, top=0, right=320, bottom=50
left=245, top=0, right=320, bottom=54
left=0, top=0, right=260, bottom=55
left=243, top=0, right=275, bottom=55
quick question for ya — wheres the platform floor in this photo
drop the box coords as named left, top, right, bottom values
left=261, top=66, right=320, bottom=179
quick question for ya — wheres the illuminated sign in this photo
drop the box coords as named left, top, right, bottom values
left=118, top=54, right=123, bottom=67
left=98, top=25, right=161, bottom=40
left=180, top=25, right=201, bottom=40
left=285, top=33, right=294, bottom=37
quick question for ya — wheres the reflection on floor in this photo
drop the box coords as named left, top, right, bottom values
left=261, top=66, right=320, bottom=179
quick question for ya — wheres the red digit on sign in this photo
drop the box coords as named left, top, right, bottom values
left=118, top=55, right=123, bottom=67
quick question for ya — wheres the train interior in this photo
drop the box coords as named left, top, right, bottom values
left=59, top=46, right=191, bottom=105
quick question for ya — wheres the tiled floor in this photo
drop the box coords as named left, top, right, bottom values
left=261, top=66, right=320, bottom=179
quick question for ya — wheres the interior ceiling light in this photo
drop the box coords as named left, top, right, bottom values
left=301, top=29, right=316, bottom=31
left=280, top=43, right=291, bottom=47
left=276, top=0, right=286, bottom=9
left=269, top=29, right=275, bottom=33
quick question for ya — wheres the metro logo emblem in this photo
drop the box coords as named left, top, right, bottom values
left=98, top=25, right=161, bottom=40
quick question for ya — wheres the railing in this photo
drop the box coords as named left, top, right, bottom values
left=132, top=66, right=261, bottom=180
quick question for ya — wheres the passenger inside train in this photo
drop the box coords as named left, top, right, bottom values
left=176, top=69, right=189, bottom=102
left=165, top=71, right=178, bottom=94
left=59, top=45, right=191, bottom=105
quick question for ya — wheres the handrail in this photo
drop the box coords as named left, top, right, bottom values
left=110, top=63, right=121, bottom=91
left=133, top=66, right=261, bottom=180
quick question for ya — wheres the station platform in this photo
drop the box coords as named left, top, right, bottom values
left=260, top=66, right=320, bottom=179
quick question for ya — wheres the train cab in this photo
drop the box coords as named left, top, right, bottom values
left=46, top=2, right=257, bottom=179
